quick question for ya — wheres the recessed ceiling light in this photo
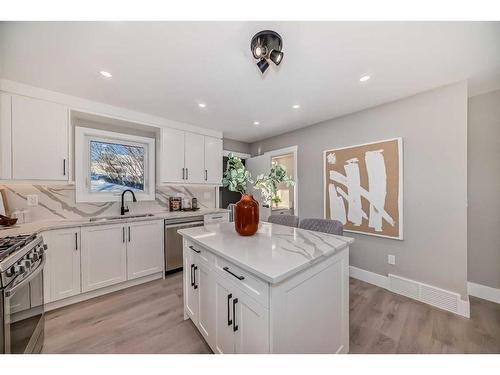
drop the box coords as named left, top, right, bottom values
left=198, top=103, right=206, bottom=108
left=253, top=121, right=260, bottom=126
left=292, top=104, right=300, bottom=109
left=99, top=71, right=112, bottom=79
left=359, top=75, right=371, bottom=82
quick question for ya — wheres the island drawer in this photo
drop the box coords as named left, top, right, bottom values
left=184, top=240, right=214, bottom=265
left=214, top=256, right=269, bottom=308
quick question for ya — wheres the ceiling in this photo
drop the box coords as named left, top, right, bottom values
left=1, top=21, right=499, bottom=142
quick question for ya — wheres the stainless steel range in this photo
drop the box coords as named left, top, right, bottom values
left=0, top=234, right=46, bottom=354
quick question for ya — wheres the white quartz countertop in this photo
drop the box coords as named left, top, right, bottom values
left=0, top=208, right=228, bottom=238
left=178, top=222, right=354, bottom=284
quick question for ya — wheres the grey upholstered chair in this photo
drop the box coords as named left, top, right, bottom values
left=299, top=218, right=343, bottom=235
left=267, top=214, right=299, bottom=228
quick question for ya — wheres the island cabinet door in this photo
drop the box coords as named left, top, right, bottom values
left=184, top=250, right=199, bottom=324
left=214, top=275, right=236, bottom=354
left=126, top=220, right=164, bottom=280
left=81, top=224, right=127, bottom=292
left=197, top=261, right=215, bottom=347
left=233, top=291, right=270, bottom=354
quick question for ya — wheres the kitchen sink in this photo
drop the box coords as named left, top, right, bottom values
left=88, top=213, right=155, bottom=222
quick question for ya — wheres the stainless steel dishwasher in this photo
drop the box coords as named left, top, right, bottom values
left=164, top=216, right=204, bottom=273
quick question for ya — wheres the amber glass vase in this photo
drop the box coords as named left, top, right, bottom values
left=234, top=193, right=259, bottom=236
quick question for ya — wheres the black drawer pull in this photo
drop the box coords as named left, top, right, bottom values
left=189, top=245, right=201, bottom=253
left=193, top=266, right=198, bottom=289
left=190, top=264, right=195, bottom=287
left=227, top=293, right=233, bottom=326
left=223, top=266, right=245, bottom=280
left=232, top=298, right=238, bottom=332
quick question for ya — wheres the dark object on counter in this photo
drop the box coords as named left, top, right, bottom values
left=192, top=197, right=198, bottom=210
left=234, top=194, right=259, bottom=236
left=169, top=197, right=182, bottom=211
left=120, top=189, right=137, bottom=215
left=0, top=214, right=18, bottom=227
left=181, top=207, right=200, bottom=212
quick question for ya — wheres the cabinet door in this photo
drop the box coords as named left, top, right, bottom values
left=234, top=291, right=270, bottom=354
left=184, top=132, right=205, bottom=183
left=161, top=128, right=185, bottom=183
left=184, top=250, right=199, bottom=323
left=81, top=224, right=127, bottom=292
left=214, top=275, right=235, bottom=354
left=11, top=95, right=68, bottom=180
left=44, top=228, right=81, bottom=302
left=126, top=220, right=163, bottom=280
left=0, top=93, right=12, bottom=179
left=197, top=261, right=215, bottom=347
left=204, top=136, right=223, bottom=184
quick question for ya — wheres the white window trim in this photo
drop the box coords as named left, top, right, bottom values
left=75, top=127, right=156, bottom=203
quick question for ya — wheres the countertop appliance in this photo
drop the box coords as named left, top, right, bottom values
left=164, top=216, right=204, bottom=273
left=0, top=234, right=46, bottom=354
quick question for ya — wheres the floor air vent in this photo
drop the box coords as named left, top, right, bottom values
left=388, top=274, right=462, bottom=315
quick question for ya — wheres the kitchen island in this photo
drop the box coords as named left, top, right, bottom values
left=178, top=221, right=354, bottom=354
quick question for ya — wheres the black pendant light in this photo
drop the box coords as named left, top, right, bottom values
left=250, top=30, right=284, bottom=75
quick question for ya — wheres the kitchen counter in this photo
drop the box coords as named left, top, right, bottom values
left=178, top=221, right=354, bottom=284
left=0, top=208, right=228, bottom=238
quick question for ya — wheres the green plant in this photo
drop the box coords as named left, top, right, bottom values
left=254, top=162, right=294, bottom=206
left=222, top=153, right=253, bottom=194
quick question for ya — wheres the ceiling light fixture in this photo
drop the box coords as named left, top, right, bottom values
left=292, top=104, right=300, bottom=109
left=359, top=75, right=371, bottom=82
left=198, top=103, right=206, bottom=108
left=253, top=121, right=260, bottom=126
left=99, top=71, right=112, bottom=79
left=250, top=30, right=284, bottom=75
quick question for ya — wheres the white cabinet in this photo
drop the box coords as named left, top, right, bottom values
left=184, top=132, right=205, bottom=183
left=0, top=93, right=12, bottom=179
left=10, top=95, right=68, bottom=180
left=43, top=228, right=81, bottom=303
left=204, top=136, right=223, bottom=184
left=81, top=224, right=127, bottom=292
left=126, top=220, right=163, bottom=280
left=214, top=275, right=237, bottom=354
left=160, top=128, right=222, bottom=185
left=161, top=127, right=185, bottom=183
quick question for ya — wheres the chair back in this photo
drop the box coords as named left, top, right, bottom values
left=267, top=214, right=299, bottom=228
left=299, top=218, right=343, bottom=235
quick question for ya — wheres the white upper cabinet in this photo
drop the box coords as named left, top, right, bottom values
left=161, top=127, right=185, bottom=183
left=184, top=132, right=205, bottom=183
left=11, top=95, right=69, bottom=180
left=204, top=136, right=223, bottom=184
left=161, top=128, right=222, bottom=185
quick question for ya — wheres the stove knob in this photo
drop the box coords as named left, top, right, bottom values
left=22, top=259, right=32, bottom=269
left=14, top=263, right=26, bottom=274
left=28, top=252, right=39, bottom=261
left=6, top=267, right=16, bottom=277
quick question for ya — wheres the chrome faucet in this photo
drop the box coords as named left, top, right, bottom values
left=121, top=189, right=137, bottom=215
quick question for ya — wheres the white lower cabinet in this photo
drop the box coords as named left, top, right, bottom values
left=184, top=241, right=269, bottom=354
left=43, top=227, right=81, bottom=303
left=126, top=220, right=163, bottom=280
left=81, top=224, right=127, bottom=292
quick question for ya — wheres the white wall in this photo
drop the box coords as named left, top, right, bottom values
left=251, top=82, right=469, bottom=297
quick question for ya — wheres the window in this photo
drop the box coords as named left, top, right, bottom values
left=75, top=127, right=155, bottom=202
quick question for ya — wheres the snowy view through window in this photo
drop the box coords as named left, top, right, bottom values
left=90, top=140, right=145, bottom=193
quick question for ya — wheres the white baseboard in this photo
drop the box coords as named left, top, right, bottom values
left=349, top=266, right=389, bottom=289
left=468, top=282, right=500, bottom=304
left=349, top=266, right=470, bottom=318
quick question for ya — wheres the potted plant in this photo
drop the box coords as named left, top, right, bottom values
left=254, top=162, right=295, bottom=209
left=222, top=154, right=259, bottom=236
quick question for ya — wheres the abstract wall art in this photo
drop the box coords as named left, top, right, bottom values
left=323, top=138, right=403, bottom=240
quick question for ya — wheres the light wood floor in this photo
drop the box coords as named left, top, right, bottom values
left=42, top=273, right=500, bottom=354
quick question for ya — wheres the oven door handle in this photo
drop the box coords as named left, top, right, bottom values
left=5, top=257, right=46, bottom=297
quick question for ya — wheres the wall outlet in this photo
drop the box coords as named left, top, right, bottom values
left=388, top=254, right=396, bottom=265
left=27, top=194, right=39, bottom=207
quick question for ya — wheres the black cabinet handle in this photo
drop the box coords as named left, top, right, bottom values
left=227, top=293, right=233, bottom=326
left=186, top=168, right=189, bottom=180
left=128, top=226, right=131, bottom=242
left=193, top=266, right=198, bottom=289
left=232, top=298, right=238, bottom=332
left=190, top=264, right=195, bottom=287
left=75, top=232, right=78, bottom=251
left=223, top=266, right=245, bottom=281
left=122, top=227, right=125, bottom=243
left=189, top=245, right=201, bottom=254
left=205, top=169, right=208, bottom=181
left=63, top=159, right=66, bottom=176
